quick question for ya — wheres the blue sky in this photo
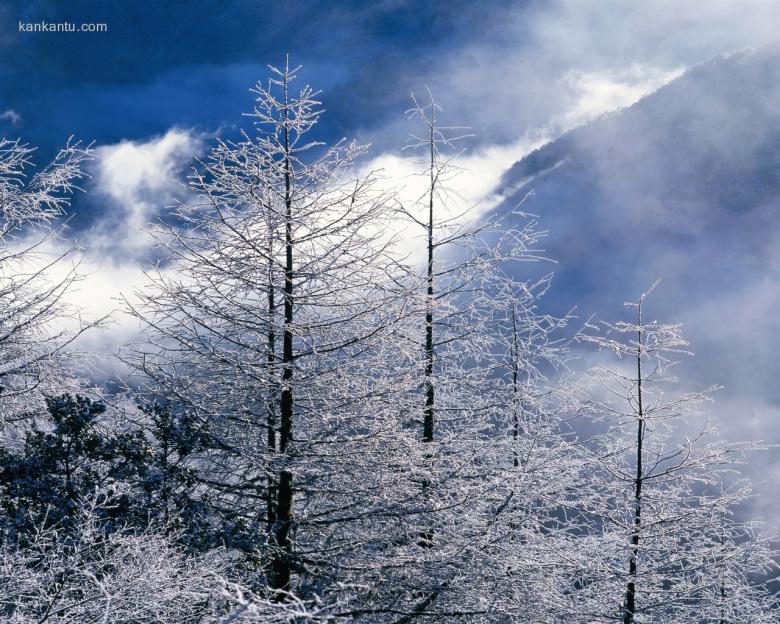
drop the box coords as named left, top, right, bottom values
left=0, top=0, right=525, bottom=161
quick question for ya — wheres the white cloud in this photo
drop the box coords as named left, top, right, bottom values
left=23, top=128, right=207, bottom=374
left=0, top=129, right=205, bottom=381
left=357, top=64, right=680, bottom=266
left=90, top=128, right=202, bottom=259
left=0, top=230, right=150, bottom=382
left=0, top=109, right=21, bottom=125
left=561, top=65, right=684, bottom=127
left=66, top=255, right=153, bottom=376
left=357, top=132, right=548, bottom=263
left=375, top=0, right=780, bottom=152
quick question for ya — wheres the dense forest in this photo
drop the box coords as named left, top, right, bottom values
left=0, top=61, right=777, bottom=623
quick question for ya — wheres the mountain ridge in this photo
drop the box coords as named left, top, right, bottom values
left=491, top=42, right=780, bottom=467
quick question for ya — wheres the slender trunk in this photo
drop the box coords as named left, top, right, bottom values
left=161, top=436, right=170, bottom=525
left=417, top=112, right=436, bottom=549
left=508, top=305, right=522, bottom=535
left=272, top=58, right=295, bottom=596
left=266, top=232, right=277, bottom=530
left=511, top=305, right=520, bottom=469
left=271, top=470, right=293, bottom=594
left=719, top=531, right=726, bottom=624
left=624, top=304, right=644, bottom=624
left=423, top=120, right=435, bottom=444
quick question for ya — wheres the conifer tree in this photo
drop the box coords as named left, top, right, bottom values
left=569, top=283, right=772, bottom=623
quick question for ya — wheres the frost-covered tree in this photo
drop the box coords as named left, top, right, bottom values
left=461, top=274, right=598, bottom=622
left=568, top=283, right=775, bottom=623
left=347, top=92, right=591, bottom=623
left=0, top=394, right=136, bottom=538
left=0, top=137, right=95, bottom=426
left=398, top=89, right=544, bottom=446
left=0, top=394, right=205, bottom=544
left=123, top=59, right=412, bottom=606
left=0, top=490, right=232, bottom=623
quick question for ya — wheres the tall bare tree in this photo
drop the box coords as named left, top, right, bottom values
left=569, top=283, right=773, bottom=623
left=124, top=59, right=408, bottom=605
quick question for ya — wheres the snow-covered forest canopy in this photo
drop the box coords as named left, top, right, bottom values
left=1, top=51, right=779, bottom=623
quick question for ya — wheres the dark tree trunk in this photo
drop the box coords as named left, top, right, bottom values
left=266, top=234, right=277, bottom=530
left=511, top=305, right=520, bottom=469
left=417, top=119, right=436, bottom=550
left=624, top=309, right=644, bottom=624
left=423, top=120, right=435, bottom=445
left=271, top=470, right=293, bottom=595
left=719, top=531, right=727, bottom=624
left=271, top=61, right=295, bottom=595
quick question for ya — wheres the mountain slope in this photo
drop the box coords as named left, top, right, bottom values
left=494, top=43, right=780, bottom=470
